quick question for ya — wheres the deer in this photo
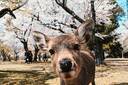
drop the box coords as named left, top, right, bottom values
left=32, top=0, right=96, bottom=84
left=37, top=19, right=95, bottom=85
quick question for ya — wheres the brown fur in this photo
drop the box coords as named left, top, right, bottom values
left=47, top=34, right=95, bottom=85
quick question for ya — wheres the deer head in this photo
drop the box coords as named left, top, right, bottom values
left=43, top=19, right=93, bottom=80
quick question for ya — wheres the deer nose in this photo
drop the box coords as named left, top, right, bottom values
left=59, top=58, right=72, bottom=72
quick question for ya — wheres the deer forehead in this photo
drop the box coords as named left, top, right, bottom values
left=48, top=34, right=80, bottom=48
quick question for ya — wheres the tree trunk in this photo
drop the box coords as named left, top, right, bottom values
left=33, top=44, right=40, bottom=62
left=95, top=37, right=105, bottom=65
left=22, top=41, right=29, bottom=52
left=7, top=54, right=11, bottom=61
left=1, top=50, right=6, bottom=61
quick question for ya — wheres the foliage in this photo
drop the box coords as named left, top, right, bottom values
left=95, top=3, right=123, bottom=58
left=0, top=43, right=12, bottom=54
left=0, top=43, right=12, bottom=61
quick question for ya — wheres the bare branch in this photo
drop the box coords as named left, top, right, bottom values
left=55, top=0, right=62, bottom=6
left=24, top=29, right=28, bottom=36
left=0, top=8, right=16, bottom=18
left=14, top=27, right=26, bottom=42
left=49, top=26, right=66, bottom=33
left=91, top=0, right=96, bottom=23
left=55, top=0, right=85, bottom=23
left=58, top=22, right=77, bottom=29
left=14, top=31, right=23, bottom=40
left=31, top=14, right=66, bottom=33
left=26, top=28, right=32, bottom=41
left=28, top=28, right=32, bottom=37
left=0, top=0, right=28, bottom=18
left=32, top=13, right=77, bottom=33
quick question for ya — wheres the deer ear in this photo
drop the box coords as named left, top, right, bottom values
left=43, top=34, right=50, bottom=43
left=33, top=31, right=50, bottom=49
left=33, top=31, right=50, bottom=43
left=76, top=19, right=93, bottom=43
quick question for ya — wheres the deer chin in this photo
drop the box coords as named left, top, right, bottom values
left=59, top=71, right=77, bottom=80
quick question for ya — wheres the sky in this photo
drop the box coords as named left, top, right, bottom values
left=116, top=0, right=128, bottom=33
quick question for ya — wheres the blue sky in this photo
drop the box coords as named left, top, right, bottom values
left=116, top=0, right=128, bottom=33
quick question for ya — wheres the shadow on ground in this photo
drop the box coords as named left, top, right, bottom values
left=112, top=83, right=128, bottom=85
left=0, top=70, right=57, bottom=85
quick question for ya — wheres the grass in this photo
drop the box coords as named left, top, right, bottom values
left=0, top=71, right=57, bottom=85
left=96, top=65, right=112, bottom=72
left=0, top=62, right=128, bottom=85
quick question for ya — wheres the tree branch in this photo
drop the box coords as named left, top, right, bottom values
left=31, top=14, right=66, bottom=33
left=0, top=8, right=16, bottom=18
left=58, top=22, right=77, bottom=29
left=0, top=0, right=28, bottom=18
left=55, top=0, right=85, bottom=23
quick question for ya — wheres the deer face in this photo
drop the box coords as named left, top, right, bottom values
left=47, top=34, right=82, bottom=80
left=46, top=20, right=93, bottom=80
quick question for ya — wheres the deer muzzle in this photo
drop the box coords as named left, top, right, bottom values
left=59, top=58, right=73, bottom=72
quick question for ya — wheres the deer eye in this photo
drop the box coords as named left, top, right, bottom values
left=73, top=44, right=80, bottom=50
left=49, top=49, right=55, bottom=55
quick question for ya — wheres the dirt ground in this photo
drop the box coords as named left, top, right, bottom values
left=0, top=61, right=128, bottom=85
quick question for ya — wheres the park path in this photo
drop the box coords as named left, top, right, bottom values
left=0, top=61, right=128, bottom=85
left=46, top=66, right=128, bottom=85
left=0, top=61, right=52, bottom=72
